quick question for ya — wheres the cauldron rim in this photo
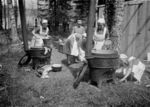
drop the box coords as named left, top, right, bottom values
left=86, top=50, right=119, bottom=59
left=30, top=47, right=44, bottom=50
left=86, top=54, right=119, bottom=59
left=26, top=48, right=51, bottom=58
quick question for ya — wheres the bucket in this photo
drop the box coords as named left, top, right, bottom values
left=52, top=64, right=62, bottom=72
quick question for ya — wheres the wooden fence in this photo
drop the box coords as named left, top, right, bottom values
left=120, top=0, right=150, bottom=59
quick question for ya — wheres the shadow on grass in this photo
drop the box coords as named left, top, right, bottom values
left=61, top=58, right=90, bottom=83
left=61, top=58, right=80, bottom=79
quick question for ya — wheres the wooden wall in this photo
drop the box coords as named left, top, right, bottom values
left=120, top=1, right=150, bottom=59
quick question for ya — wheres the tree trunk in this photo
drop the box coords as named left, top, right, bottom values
left=0, top=0, right=3, bottom=30
left=54, top=0, right=57, bottom=31
left=86, top=0, right=96, bottom=56
left=7, top=0, right=19, bottom=43
left=4, top=0, right=7, bottom=30
left=18, top=0, right=28, bottom=51
left=114, top=0, right=125, bottom=52
left=111, top=0, right=125, bottom=51
left=14, top=0, right=18, bottom=28
left=105, top=0, right=125, bottom=51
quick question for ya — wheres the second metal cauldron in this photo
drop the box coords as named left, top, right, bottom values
left=87, top=50, right=119, bottom=69
left=87, top=50, right=119, bottom=87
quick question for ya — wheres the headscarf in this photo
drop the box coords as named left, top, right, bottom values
left=42, top=19, right=48, bottom=24
left=97, top=18, right=105, bottom=24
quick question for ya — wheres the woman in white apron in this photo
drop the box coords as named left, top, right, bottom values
left=93, top=18, right=108, bottom=51
left=65, top=20, right=86, bottom=64
left=30, top=19, right=50, bottom=48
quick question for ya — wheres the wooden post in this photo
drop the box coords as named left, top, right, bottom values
left=86, top=0, right=96, bottom=57
left=4, top=0, right=6, bottom=30
left=18, top=0, right=28, bottom=51
left=0, top=0, right=3, bottom=30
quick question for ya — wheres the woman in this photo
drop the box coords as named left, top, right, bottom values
left=65, top=20, right=86, bottom=64
left=93, top=18, right=109, bottom=51
left=30, top=19, right=50, bottom=48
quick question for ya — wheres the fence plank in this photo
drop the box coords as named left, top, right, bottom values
left=136, top=3, right=147, bottom=59
left=125, top=5, right=131, bottom=56
left=132, top=4, right=138, bottom=57
left=144, top=1, right=150, bottom=56
left=134, top=3, right=143, bottom=58
left=121, top=1, right=150, bottom=59
left=127, top=4, right=138, bottom=57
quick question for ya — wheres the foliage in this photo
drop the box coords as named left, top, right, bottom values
left=73, top=0, right=90, bottom=19
left=104, top=0, right=125, bottom=50
left=38, top=0, right=49, bottom=19
left=48, top=0, right=72, bottom=31
left=7, top=0, right=20, bottom=43
left=0, top=31, right=10, bottom=45
left=104, top=0, right=116, bottom=33
left=14, top=0, right=18, bottom=28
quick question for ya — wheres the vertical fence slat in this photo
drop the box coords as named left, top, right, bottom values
left=127, top=4, right=137, bottom=56
left=135, top=3, right=143, bottom=58
left=144, top=1, right=150, bottom=56
left=131, top=4, right=138, bottom=57
left=136, top=3, right=147, bottom=58
left=125, top=4, right=131, bottom=56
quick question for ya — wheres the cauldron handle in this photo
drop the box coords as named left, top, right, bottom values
left=73, top=63, right=88, bottom=89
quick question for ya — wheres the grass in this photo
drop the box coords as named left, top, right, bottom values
left=0, top=45, right=150, bottom=107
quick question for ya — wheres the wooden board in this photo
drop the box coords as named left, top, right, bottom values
left=120, top=1, right=150, bottom=59
left=136, top=3, right=147, bottom=58
left=144, top=2, right=150, bottom=57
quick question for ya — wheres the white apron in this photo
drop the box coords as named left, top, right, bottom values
left=93, top=27, right=107, bottom=50
left=39, top=26, right=49, bottom=36
left=30, top=26, right=49, bottom=48
left=67, top=33, right=85, bottom=60
left=69, top=33, right=79, bottom=56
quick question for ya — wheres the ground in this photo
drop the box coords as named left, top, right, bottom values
left=1, top=40, right=150, bottom=107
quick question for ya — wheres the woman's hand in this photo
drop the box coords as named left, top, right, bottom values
left=43, top=35, right=51, bottom=39
left=34, top=34, right=43, bottom=39
left=44, top=47, right=51, bottom=55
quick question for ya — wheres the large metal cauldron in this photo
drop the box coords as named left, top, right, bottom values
left=88, top=50, right=119, bottom=68
left=87, top=50, right=119, bottom=87
left=27, top=47, right=52, bottom=69
left=27, top=47, right=51, bottom=58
